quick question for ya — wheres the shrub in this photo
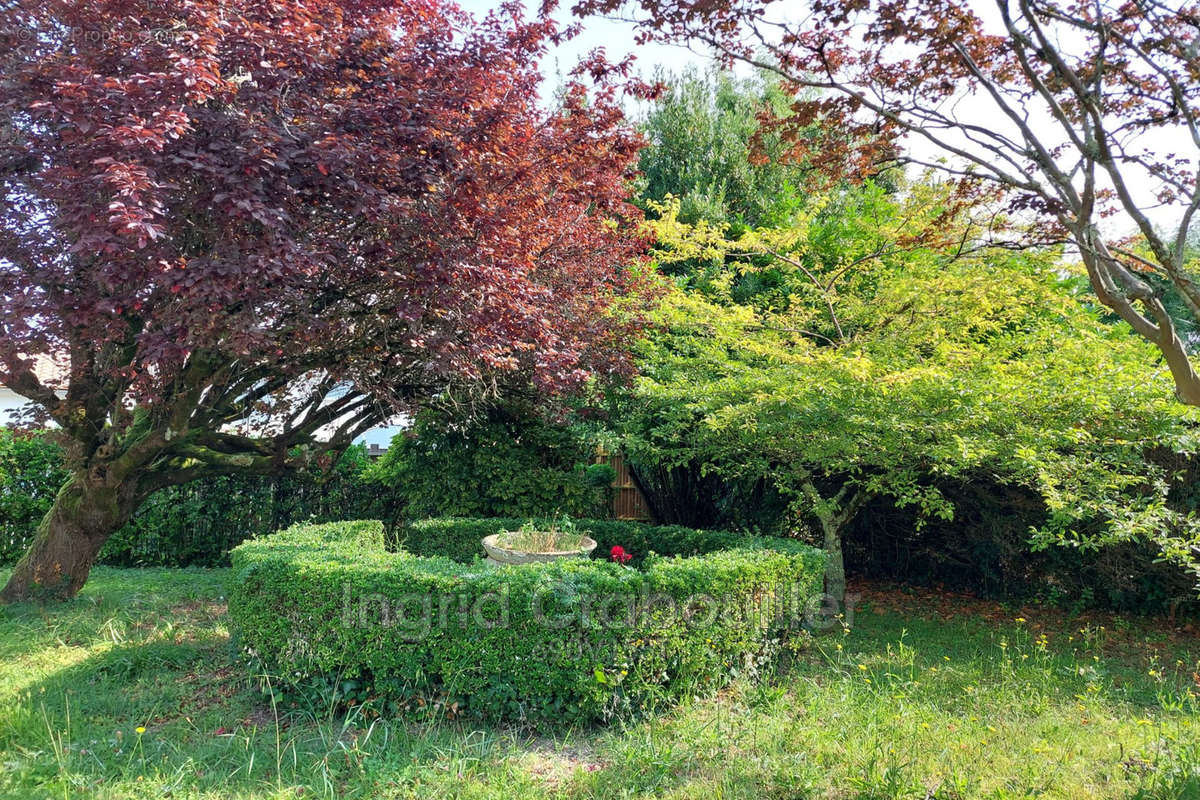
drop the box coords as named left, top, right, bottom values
left=100, top=445, right=398, bottom=567
left=367, top=404, right=608, bottom=520
left=0, top=429, right=68, bottom=564
left=0, top=429, right=397, bottom=567
left=844, top=480, right=1200, bottom=616
left=229, top=519, right=825, bottom=725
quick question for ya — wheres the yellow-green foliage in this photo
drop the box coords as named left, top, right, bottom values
left=623, top=180, right=1200, bottom=579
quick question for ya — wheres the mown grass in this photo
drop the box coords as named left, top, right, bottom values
left=0, top=567, right=1197, bottom=799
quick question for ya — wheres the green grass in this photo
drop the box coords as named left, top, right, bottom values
left=1, top=568, right=1197, bottom=799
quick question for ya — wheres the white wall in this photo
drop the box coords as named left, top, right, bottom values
left=0, top=388, right=33, bottom=427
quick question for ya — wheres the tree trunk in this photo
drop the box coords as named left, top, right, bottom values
left=1, top=476, right=135, bottom=603
left=799, top=480, right=867, bottom=622
left=820, top=515, right=847, bottom=609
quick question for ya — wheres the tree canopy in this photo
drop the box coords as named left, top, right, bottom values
left=636, top=68, right=809, bottom=229
left=615, top=180, right=1200, bottom=601
left=576, top=0, right=1200, bottom=406
left=0, top=0, right=646, bottom=600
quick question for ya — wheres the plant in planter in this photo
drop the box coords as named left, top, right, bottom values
left=481, top=518, right=597, bottom=565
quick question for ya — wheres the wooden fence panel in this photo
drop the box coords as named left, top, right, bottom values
left=595, top=448, right=653, bottom=521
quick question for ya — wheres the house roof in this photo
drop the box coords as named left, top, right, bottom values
left=6, top=353, right=69, bottom=392
left=31, top=353, right=68, bottom=389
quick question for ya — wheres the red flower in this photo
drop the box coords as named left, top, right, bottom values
left=610, top=545, right=632, bottom=564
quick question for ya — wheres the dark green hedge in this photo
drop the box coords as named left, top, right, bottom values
left=0, top=429, right=397, bottom=567
left=229, top=519, right=825, bottom=725
left=100, top=448, right=398, bottom=567
left=0, top=428, right=69, bottom=565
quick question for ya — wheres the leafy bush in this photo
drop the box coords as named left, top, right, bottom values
left=0, top=430, right=397, bottom=567
left=229, top=519, right=825, bottom=725
left=844, top=480, right=1200, bottom=615
left=368, top=404, right=608, bottom=520
left=583, top=462, right=617, bottom=489
left=100, top=445, right=398, bottom=567
left=0, top=429, right=69, bottom=564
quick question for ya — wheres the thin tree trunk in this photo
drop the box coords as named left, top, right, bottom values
left=820, top=515, right=847, bottom=607
left=800, top=481, right=866, bottom=613
left=1, top=476, right=135, bottom=603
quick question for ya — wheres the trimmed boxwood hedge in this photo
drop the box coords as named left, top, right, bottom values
left=229, top=518, right=825, bottom=725
left=395, top=516, right=811, bottom=565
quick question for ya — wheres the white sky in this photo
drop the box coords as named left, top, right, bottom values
left=455, top=0, right=711, bottom=108
left=456, top=0, right=1194, bottom=239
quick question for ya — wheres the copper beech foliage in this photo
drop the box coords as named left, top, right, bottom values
left=0, top=0, right=648, bottom=599
left=575, top=0, right=1200, bottom=403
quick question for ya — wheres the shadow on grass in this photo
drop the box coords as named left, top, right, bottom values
left=3, top=571, right=1198, bottom=800
left=15, top=635, right=233, bottom=730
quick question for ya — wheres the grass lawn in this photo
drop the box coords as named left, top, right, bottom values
left=1, top=567, right=1197, bottom=800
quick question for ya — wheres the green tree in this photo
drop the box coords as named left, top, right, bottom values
left=582, top=0, right=1200, bottom=407
left=637, top=68, right=807, bottom=231
left=618, top=183, right=1200, bottom=605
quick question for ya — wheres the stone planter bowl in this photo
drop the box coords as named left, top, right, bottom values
left=481, top=533, right=597, bottom=566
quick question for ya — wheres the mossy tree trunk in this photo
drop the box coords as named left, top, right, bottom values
left=0, top=474, right=139, bottom=603
left=0, top=392, right=372, bottom=604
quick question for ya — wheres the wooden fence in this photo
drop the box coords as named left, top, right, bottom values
left=594, top=447, right=653, bottom=521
